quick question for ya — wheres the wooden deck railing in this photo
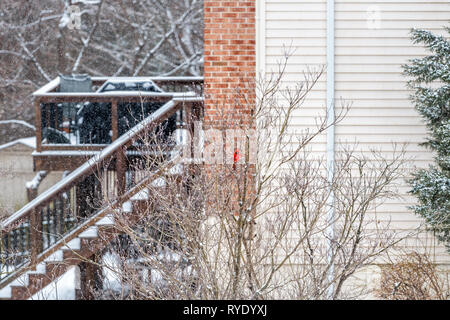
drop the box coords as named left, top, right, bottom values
left=33, top=77, right=203, bottom=154
left=0, top=95, right=202, bottom=282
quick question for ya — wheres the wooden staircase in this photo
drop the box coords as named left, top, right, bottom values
left=0, top=96, right=201, bottom=300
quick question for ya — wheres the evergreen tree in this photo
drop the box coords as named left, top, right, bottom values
left=403, top=28, right=450, bottom=251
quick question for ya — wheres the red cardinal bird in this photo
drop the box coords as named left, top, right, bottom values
left=233, top=149, right=240, bottom=170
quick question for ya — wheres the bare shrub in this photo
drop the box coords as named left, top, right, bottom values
left=378, top=251, right=450, bottom=300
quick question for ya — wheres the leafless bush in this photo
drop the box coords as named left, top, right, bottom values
left=377, top=251, right=450, bottom=300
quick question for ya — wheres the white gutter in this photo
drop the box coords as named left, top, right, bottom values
left=326, top=0, right=335, bottom=299
left=255, top=0, right=266, bottom=76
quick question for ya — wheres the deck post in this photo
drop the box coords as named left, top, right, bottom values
left=35, top=98, right=42, bottom=153
left=116, top=148, right=126, bottom=196
left=111, top=99, right=126, bottom=195
left=183, top=103, right=193, bottom=159
left=77, top=252, right=103, bottom=300
left=29, top=208, right=43, bottom=265
left=111, top=99, right=118, bottom=141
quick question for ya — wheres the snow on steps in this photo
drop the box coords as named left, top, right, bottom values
left=28, top=262, right=46, bottom=275
left=0, top=211, right=119, bottom=299
left=130, top=188, right=150, bottom=201
left=29, top=266, right=80, bottom=300
left=0, top=170, right=166, bottom=299
left=0, top=274, right=29, bottom=299
left=78, top=226, right=98, bottom=238
left=0, top=261, right=50, bottom=298
left=1, top=225, right=100, bottom=299
left=95, top=213, right=115, bottom=226
left=44, top=250, right=64, bottom=262
left=62, top=238, right=81, bottom=251
left=122, top=201, right=132, bottom=213
left=0, top=228, right=98, bottom=299
left=26, top=218, right=117, bottom=299
left=0, top=285, right=11, bottom=299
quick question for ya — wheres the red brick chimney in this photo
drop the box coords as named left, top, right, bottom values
left=203, top=1, right=256, bottom=129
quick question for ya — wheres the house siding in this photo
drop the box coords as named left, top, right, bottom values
left=259, top=0, right=450, bottom=264
left=0, top=144, right=62, bottom=216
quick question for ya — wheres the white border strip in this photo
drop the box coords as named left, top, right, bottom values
left=256, top=0, right=266, bottom=76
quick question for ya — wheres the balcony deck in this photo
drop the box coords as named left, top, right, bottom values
left=32, top=76, right=203, bottom=171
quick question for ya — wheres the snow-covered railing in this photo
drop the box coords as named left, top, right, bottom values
left=0, top=95, right=203, bottom=282
left=32, top=76, right=204, bottom=96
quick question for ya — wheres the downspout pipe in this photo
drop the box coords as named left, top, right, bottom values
left=326, top=0, right=335, bottom=299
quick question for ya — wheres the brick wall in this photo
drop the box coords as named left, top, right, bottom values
left=203, top=0, right=256, bottom=129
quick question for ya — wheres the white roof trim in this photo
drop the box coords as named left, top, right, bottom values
left=0, top=137, right=36, bottom=151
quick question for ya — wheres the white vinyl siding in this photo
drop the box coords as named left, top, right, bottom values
left=260, top=0, right=450, bottom=263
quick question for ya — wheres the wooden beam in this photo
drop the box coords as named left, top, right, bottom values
left=29, top=208, right=43, bottom=265
left=41, top=145, right=107, bottom=152
left=183, top=103, right=193, bottom=158
left=34, top=155, right=97, bottom=171
left=112, top=99, right=126, bottom=195
left=116, top=148, right=126, bottom=196
left=78, top=253, right=103, bottom=300
left=111, top=99, right=118, bottom=141
left=35, top=98, right=42, bottom=153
